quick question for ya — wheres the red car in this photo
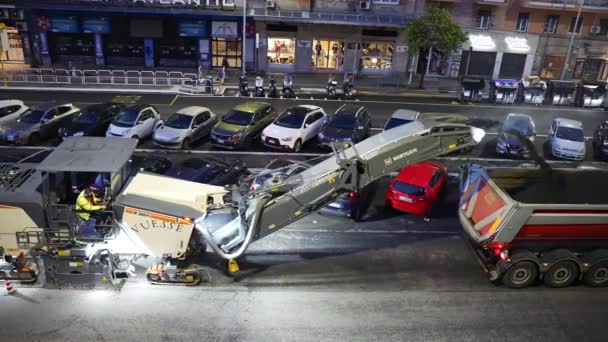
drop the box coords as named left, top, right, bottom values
left=386, top=161, right=448, bottom=217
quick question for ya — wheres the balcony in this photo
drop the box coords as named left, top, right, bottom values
left=250, top=8, right=412, bottom=27
left=523, top=0, right=608, bottom=11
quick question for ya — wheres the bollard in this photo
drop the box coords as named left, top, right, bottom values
left=5, top=280, right=15, bottom=295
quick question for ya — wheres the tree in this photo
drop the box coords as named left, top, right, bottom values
left=403, top=8, right=467, bottom=89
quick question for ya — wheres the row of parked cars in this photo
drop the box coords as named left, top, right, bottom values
left=0, top=99, right=420, bottom=152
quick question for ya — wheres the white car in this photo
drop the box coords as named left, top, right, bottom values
left=261, top=105, right=327, bottom=152
left=383, top=109, right=420, bottom=131
left=548, top=118, right=585, bottom=161
left=0, top=99, right=28, bottom=122
left=106, top=104, right=162, bottom=140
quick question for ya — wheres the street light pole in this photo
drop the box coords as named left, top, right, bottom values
left=561, top=0, right=584, bottom=80
left=242, top=0, right=247, bottom=75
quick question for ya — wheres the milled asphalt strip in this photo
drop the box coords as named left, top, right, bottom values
left=286, top=228, right=458, bottom=235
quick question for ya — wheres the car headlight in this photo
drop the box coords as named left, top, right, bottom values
left=170, top=136, right=181, bottom=142
left=261, top=132, right=266, bottom=140
left=229, top=132, right=244, bottom=141
left=497, top=140, right=507, bottom=148
left=318, top=132, right=325, bottom=139
left=603, top=141, right=608, bottom=146
left=281, top=137, right=292, bottom=142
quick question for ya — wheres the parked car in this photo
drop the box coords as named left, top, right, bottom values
left=261, top=105, right=327, bottom=152
left=59, top=102, right=125, bottom=138
left=130, top=155, right=173, bottom=176
left=386, top=161, right=448, bottom=217
left=592, top=122, right=608, bottom=160
left=495, top=113, right=536, bottom=158
left=251, top=159, right=364, bottom=220
left=0, top=100, right=28, bottom=121
left=210, top=102, right=277, bottom=149
left=317, top=104, right=371, bottom=149
left=548, top=118, right=585, bottom=161
left=106, top=104, right=162, bottom=140
left=383, top=109, right=420, bottom=131
left=153, top=106, right=218, bottom=149
left=165, top=157, right=246, bottom=186
left=0, top=101, right=80, bottom=145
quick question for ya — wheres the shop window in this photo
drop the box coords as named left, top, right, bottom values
left=212, top=38, right=241, bottom=68
left=516, top=13, right=530, bottom=32
left=541, top=55, right=564, bottom=79
left=568, top=16, right=584, bottom=34
left=426, top=49, right=449, bottom=76
left=312, top=39, right=344, bottom=70
left=50, top=34, right=95, bottom=56
left=477, top=10, right=491, bottom=30
left=600, top=61, right=608, bottom=81
left=544, top=15, right=559, bottom=34
left=361, top=42, right=393, bottom=71
left=267, top=38, right=295, bottom=65
left=600, top=19, right=608, bottom=35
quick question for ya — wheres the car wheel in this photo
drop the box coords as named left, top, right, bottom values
left=292, top=139, right=302, bottom=153
left=182, top=138, right=191, bottom=150
left=28, top=132, right=41, bottom=146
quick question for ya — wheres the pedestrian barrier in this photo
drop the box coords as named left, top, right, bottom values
left=6, top=68, right=216, bottom=94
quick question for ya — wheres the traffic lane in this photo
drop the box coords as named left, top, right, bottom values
left=0, top=90, right=178, bottom=106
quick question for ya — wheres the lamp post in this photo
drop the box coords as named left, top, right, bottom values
left=242, top=0, right=247, bottom=75
left=561, top=0, right=584, bottom=80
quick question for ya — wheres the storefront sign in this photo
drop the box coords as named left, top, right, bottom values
left=504, top=37, right=530, bottom=52
left=94, top=33, right=103, bottom=57
left=468, top=34, right=495, bottom=51
left=297, top=40, right=311, bottom=48
left=211, top=21, right=237, bottom=38
left=37, top=16, right=51, bottom=31
left=83, top=18, right=111, bottom=34
left=51, top=16, right=79, bottom=33
left=179, top=21, right=207, bottom=37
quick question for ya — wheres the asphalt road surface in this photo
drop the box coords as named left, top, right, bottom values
left=2, top=90, right=608, bottom=342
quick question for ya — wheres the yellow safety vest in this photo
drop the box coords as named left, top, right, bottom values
left=75, top=190, right=102, bottom=220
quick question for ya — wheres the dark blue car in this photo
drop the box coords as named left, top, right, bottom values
left=59, top=102, right=125, bottom=138
left=317, top=104, right=372, bottom=149
left=166, top=157, right=246, bottom=186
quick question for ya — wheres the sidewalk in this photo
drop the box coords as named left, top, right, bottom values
left=1, top=62, right=460, bottom=95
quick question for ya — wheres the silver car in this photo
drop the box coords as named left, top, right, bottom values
left=0, top=101, right=80, bottom=145
left=153, top=106, right=218, bottom=149
left=383, top=109, right=420, bottom=130
left=548, top=118, right=586, bottom=161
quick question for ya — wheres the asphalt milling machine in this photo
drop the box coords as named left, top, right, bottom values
left=0, top=121, right=485, bottom=288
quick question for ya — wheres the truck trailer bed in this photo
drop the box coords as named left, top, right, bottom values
left=487, top=167, right=608, bottom=205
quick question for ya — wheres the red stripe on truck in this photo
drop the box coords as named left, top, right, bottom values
left=515, top=224, right=608, bottom=239
left=533, top=209, right=608, bottom=215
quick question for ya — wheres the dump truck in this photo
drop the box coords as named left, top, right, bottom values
left=459, top=164, right=608, bottom=288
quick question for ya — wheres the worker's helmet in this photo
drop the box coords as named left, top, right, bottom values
left=89, top=184, right=103, bottom=196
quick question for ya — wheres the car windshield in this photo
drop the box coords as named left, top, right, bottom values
left=19, top=109, right=46, bottom=124
left=222, top=110, right=254, bottom=126
left=164, top=113, right=193, bottom=129
left=113, top=108, right=139, bottom=127
left=274, top=108, right=308, bottom=129
left=504, top=117, right=533, bottom=136
left=329, top=114, right=356, bottom=130
left=394, top=181, right=425, bottom=196
left=73, top=109, right=98, bottom=124
left=385, top=118, right=412, bottom=130
left=556, top=126, right=584, bottom=142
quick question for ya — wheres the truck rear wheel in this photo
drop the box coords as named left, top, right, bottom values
left=543, top=260, right=579, bottom=288
left=503, top=261, right=538, bottom=289
left=583, top=261, right=608, bottom=287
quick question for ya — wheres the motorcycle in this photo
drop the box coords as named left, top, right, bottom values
left=268, top=77, right=278, bottom=98
left=239, top=75, right=250, bottom=97
left=342, top=76, right=355, bottom=98
left=282, top=74, right=295, bottom=98
left=255, top=75, right=265, bottom=97
left=0, top=252, right=38, bottom=283
left=327, top=78, right=338, bottom=98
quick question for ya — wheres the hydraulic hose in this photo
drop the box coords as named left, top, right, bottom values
left=197, top=194, right=270, bottom=260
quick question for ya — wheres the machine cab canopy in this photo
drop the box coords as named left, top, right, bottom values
left=37, top=137, right=138, bottom=204
left=550, top=80, right=577, bottom=92
left=460, top=77, right=485, bottom=90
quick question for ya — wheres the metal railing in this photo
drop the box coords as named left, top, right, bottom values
left=7, top=68, right=215, bottom=93
left=251, top=8, right=411, bottom=26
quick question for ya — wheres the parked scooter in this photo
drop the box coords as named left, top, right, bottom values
left=255, top=74, right=265, bottom=97
left=239, top=75, right=250, bottom=97
left=282, top=74, right=295, bottom=98
left=268, top=77, right=278, bottom=98
left=327, top=75, right=338, bottom=98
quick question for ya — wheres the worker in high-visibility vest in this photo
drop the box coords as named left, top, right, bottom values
left=75, top=184, right=106, bottom=221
